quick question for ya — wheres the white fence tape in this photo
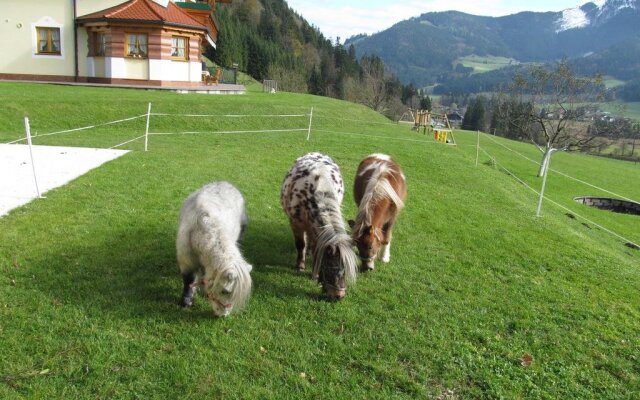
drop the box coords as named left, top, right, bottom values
left=478, top=145, right=638, bottom=248
left=6, top=114, right=147, bottom=144
left=6, top=106, right=636, bottom=249
left=481, top=133, right=639, bottom=204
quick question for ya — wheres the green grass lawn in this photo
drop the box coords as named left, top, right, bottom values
left=456, top=55, right=520, bottom=74
left=601, top=101, right=640, bottom=121
left=603, top=77, right=626, bottom=89
left=0, top=82, right=639, bottom=399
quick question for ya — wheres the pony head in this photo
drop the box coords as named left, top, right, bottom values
left=203, top=261, right=252, bottom=317
left=349, top=220, right=383, bottom=271
left=314, top=228, right=357, bottom=300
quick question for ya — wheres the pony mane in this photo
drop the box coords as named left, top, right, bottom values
left=313, top=225, right=357, bottom=285
left=353, top=162, right=405, bottom=236
left=197, top=213, right=252, bottom=311
left=214, top=260, right=252, bottom=311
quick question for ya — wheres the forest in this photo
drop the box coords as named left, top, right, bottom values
left=209, top=0, right=423, bottom=119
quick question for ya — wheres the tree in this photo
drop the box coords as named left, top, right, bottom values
left=490, top=94, right=534, bottom=139
left=358, top=55, right=387, bottom=111
left=246, top=36, right=270, bottom=80
left=462, top=96, right=486, bottom=131
left=236, top=0, right=261, bottom=25
left=308, top=67, right=325, bottom=95
left=267, top=64, right=307, bottom=93
left=504, top=60, right=609, bottom=176
left=420, top=95, right=432, bottom=111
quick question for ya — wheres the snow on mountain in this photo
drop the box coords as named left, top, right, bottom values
left=595, top=0, right=638, bottom=22
left=556, top=6, right=591, bottom=31
left=555, top=0, right=636, bottom=32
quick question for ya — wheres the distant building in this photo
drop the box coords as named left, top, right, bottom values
left=447, top=111, right=463, bottom=126
left=0, top=0, right=231, bottom=87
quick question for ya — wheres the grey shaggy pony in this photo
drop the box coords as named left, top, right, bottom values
left=176, top=181, right=252, bottom=317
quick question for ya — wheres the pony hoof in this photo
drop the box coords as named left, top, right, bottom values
left=179, top=297, right=194, bottom=307
left=360, top=260, right=375, bottom=272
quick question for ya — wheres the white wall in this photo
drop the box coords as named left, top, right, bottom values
left=0, top=1, right=74, bottom=76
left=150, top=59, right=202, bottom=82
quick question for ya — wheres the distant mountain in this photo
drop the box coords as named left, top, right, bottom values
left=431, top=37, right=640, bottom=95
left=572, top=37, right=640, bottom=80
left=345, top=0, right=640, bottom=87
left=555, top=0, right=638, bottom=31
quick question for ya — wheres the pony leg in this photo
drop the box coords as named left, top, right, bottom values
left=380, top=226, right=394, bottom=263
left=381, top=241, right=392, bottom=263
left=237, top=210, right=248, bottom=245
left=180, top=272, right=198, bottom=307
left=292, top=227, right=307, bottom=271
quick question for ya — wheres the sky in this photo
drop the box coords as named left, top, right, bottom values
left=285, top=0, right=593, bottom=42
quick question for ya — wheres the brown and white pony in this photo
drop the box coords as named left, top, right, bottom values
left=350, top=154, right=407, bottom=271
left=281, top=152, right=357, bottom=300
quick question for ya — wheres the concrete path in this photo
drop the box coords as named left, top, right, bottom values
left=0, top=144, right=129, bottom=217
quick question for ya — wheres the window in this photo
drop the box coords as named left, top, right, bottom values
left=171, top=36, right=188, bottom=60
left=95, top=32, right=106, bottom=56
left=126, top=33, right=147, bottom=58
left=36, top=27, right=61, bottom=54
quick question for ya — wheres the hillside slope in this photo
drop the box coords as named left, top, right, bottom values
left=0, top=82, right=638, bottom=398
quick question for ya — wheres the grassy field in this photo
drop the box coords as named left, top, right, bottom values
left=455, top=55, right=520, bottom=74
left=601, top=101, right=640, bottom=121
left=0, top=82, right=639, bottom=399
left=603, top=78, right=626, bottom=89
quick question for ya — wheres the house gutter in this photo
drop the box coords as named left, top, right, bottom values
left=77, top=18, right=207, bottom=32
left=73, top=0, right=79, bottom=81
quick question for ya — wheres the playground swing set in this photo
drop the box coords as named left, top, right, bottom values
left=399, top=109, right=457, bottom=145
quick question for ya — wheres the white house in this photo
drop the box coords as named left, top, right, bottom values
left=0, top=0, right=230, bottom=87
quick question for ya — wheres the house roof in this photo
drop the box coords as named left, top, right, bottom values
left=77, top=0, right=206, bottom=31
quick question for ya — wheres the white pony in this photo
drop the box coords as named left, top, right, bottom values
left=176, top=181, right=252, bottom=317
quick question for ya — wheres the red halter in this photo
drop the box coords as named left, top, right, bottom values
left=199, top=278, right=233, bottom=309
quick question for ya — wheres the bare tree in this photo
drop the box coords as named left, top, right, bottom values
left=266, top=64, right=307, bottom=93
left=358, top=55, right=387, bottom=112
left=506, top=60, right=608, bottom=176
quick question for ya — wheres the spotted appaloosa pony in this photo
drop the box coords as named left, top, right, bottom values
left=350, top=154, right=407, bottom=271
left=176, top=181, right=252, bottom=317
left=281, top=152, right=357, bottom=300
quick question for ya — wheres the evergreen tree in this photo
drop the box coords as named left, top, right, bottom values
left=472, top=96, right=486, bottom=131
left=462, top=101, right=476, bottom=130
left=420, top=95, right=432, bottom=111
left=463, top=96, right=486, bottom=131
left=246, top=36, right=269, bottom=80
left=308, top=67, right=324, bottom=95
